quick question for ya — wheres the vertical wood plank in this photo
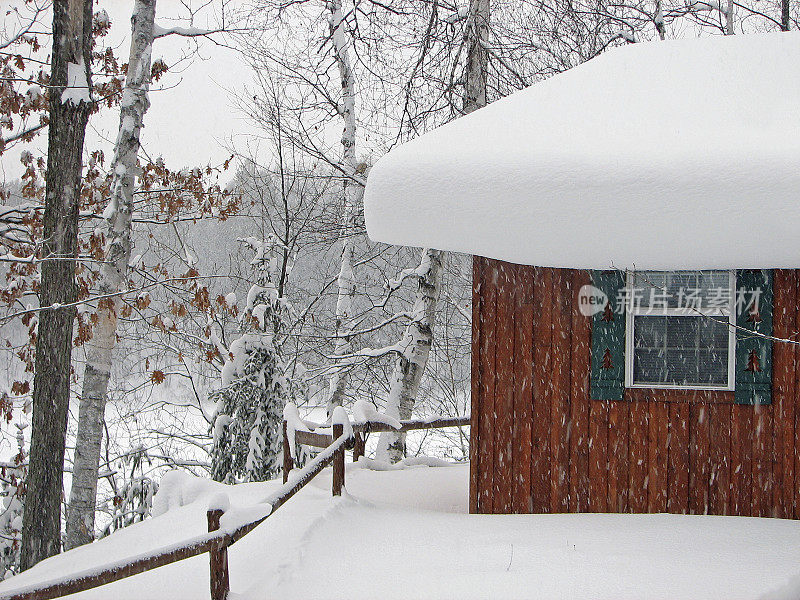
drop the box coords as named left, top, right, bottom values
left=628, top=399, right=649, bottom=513
left=787, top=269, right=798, bottom=519
left=647, top=401, right=669, bottom=513
left=763, top=404, right=775, bottom=518
left=734, top=405, right=754, bottom=516
left=589, top=399, right=609, bottom=512
left=469, top=256, right=482, bottom=514
left=477, top=258, right=497, bottom=513
left=730, top=405, right=746, bottom=516
left=494, top=261, right=515, bottom=513
left=531, top=267, right=553, bottom=513
left=608, top=400, right=629, bottom=513
left=282, top=420, right=293, bottom=484
left=752, top=402, right=772, bottom=517
left=207, top=509, right=230, bottom=600
left=352, top=433, right=365, bottom=462
left=570, top=270, right=592, bottom=513
left=689, top=403, right=710, bottom=514
left=772, top=269, right=790, bottom=518
left=708, top=403, right=731, bottom=516
left=332, top=423, right=345, bottom=496
left=646, top=400, right=659, bottom=514
left=778, top=269, right=796, bottom=518
left=667, top=402, right=690, bottom=514
left=512, top=266, right=534, bottom=514
left=550, top=269, right=572, bottom=513
left=794, top=269, right=800, bottom=519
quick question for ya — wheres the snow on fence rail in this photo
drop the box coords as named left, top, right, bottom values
left=0, top=429, right=352, bottom=600
left=283, top=414, right=471, bottom=478
left=0, top=411, right=469, bottom=600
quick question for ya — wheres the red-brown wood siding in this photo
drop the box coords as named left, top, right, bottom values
left=470, top=259, right=800, bottom=517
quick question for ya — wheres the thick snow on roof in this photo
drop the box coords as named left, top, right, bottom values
left=364, top=33, right=800, bottom=270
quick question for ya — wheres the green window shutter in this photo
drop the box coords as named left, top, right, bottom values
left=590, top=270, right=626, bottom=401
left=734, top=269, right=773, bottom=405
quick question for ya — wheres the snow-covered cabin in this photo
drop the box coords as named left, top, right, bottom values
left=364, top=32, right=800, bottom=516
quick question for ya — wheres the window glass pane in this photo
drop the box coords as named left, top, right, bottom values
left=698, top=349, right=728, bottom=385
left=632, top=314, right=729, bottom=386
left=631, top=270, right=731, bottom=312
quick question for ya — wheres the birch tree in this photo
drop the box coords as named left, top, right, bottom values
left=376, top=0, right=488, bottom=462
left=64, top=0, right=156, bottom=551
left=324, top=0, right=362, bottom=417
left=376, top=249, right=444, bottom=462
left=21, top=0, right=94, bottom=571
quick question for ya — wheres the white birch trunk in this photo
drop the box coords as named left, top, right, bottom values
left=377, top=0, right=488, bottom=462
left=655, top=0, right=666, bottom=39
left=464, top=0, right=489, bottom=115
left=725, top=0, right=734, bottom=34
left=65, top=0, right=155, bottom=550
left=325, top=0, right=362, bottom=417
left=376, top=249, right=443, bottom=462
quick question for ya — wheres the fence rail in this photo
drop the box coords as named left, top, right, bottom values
left=1, top=430, right=351, bottom=600
left=1, top=413, right=469, bottom=600
left=285, top=415, right=470, bottom=473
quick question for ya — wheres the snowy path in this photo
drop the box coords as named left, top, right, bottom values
left=3, top=463, right=800, bottom=599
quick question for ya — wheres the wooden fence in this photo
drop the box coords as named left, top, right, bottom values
left=284, top=416, right=470, bottom=484
left=0, top=414, right=468, bottom=600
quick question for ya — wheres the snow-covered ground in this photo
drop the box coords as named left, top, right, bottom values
left=3, top=463, right=800, bottom=599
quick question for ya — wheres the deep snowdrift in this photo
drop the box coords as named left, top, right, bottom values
left=364, top=32, right=800, bottom=270
left=4, top=463, right=800, bottom=599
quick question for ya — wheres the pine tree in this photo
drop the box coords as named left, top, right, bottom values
left=210, top=238, right=298, bottom=483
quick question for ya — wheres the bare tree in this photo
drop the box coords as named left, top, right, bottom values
left=376, top=248, right=443, bottom=462
left=65, top=0, right=156, bottom=551
left=324, top=0, right=363, bottom=417
left=21, top=0, right=94, bottom=570
left=376, top=0, right=487, bottom=462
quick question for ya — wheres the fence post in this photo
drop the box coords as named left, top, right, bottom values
left=282, top=420, right=293, bottom=484
left=332, top=423, right=345, bottom=496
left=207, top=509, right=230, bottom=600
left=353, top=432, right=365, bottom=462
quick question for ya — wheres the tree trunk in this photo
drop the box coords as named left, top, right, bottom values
left=464, top=0, right=489, bottom=115
left=376, top=249, right=443, bottom=462
left=781, top=0, right=790, bottom=30
left=65, top=0, right=155, bottom=551
left=20, top=0, right=93, bottom=571
left=376, top=0, right=489, bottom=463
left=325, top=0, right=362, bottom=417
left=725, top=0, right=735, bottom=34
left=655, top=0, right=666, bottom=39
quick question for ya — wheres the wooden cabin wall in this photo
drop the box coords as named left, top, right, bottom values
left=470, top=257, right=800, bottom=518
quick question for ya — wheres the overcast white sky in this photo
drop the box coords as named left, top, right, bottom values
left=1, top=0, right=255, bottom=183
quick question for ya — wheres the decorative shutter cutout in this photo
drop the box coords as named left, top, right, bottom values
left=590, top=270, right=626, bottom=400
left=734, top=269, right=773, bottom=405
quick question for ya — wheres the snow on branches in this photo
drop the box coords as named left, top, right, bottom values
left=210, top=237, right=303, bottom=484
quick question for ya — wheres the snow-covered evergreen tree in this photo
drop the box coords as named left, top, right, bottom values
left=210, top=237, right=298, bottom=483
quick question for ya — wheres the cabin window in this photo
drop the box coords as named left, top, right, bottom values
left=624, top=271, right=736, bottom=390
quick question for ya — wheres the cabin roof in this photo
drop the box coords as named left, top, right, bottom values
left=364, top=32, right=800, bottom=270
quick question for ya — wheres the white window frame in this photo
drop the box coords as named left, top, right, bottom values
left=624, top=270, right=736, bottom=391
